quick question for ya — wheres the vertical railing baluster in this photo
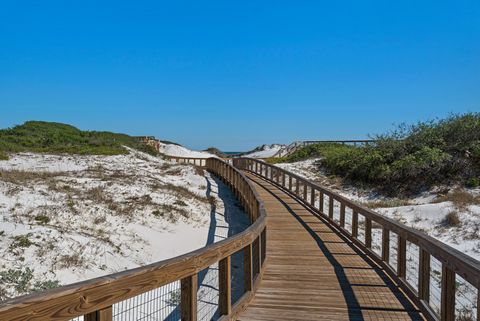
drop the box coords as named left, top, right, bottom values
left=419, top=249, right=430, bottom=303
left=244, top=244, right=253, bottom=292
left=319, top=191, right=324, bottom=213
left=84, top=307, right=113, bottom=321
left=303, top=183, right=307, bottom=201
left=365, top=218, right=372, bottom=248
left=340, top=203, right=345, bottom=228
left=397, top=236, right=406, bottom=279
left=352, top=210, right=358, bottom=238
left=181, top=275, right=198, bottom=321
left=440, top=264, right=455, bottom=321
left=310, top=187, right=315, bottom=206
left=328, top=196, right=334, bottom=220
left=382, top=228, right=390, bottom=263
left=219, top=256, right=232, bottom=317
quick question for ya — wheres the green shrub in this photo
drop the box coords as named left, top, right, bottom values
left=278, top=113, right=480, bottom=195
left=0, top=121, right=159, bottom=157
left=34, top=215, right=50, bottom=224
left=465, top=177, right=480, bottom=188
left=0, top=150, right=8, bottom=160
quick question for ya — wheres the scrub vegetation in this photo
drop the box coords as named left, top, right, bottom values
left=269, top=113, right=480, bottom=195
left=0, top=121, right=158, bottom=159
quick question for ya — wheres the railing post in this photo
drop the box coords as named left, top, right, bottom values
left=419, top=249, right=430, bottom=302
left=397, top=236, right=406, bottom=278
left=84, top=306, right=112, bottom=321
left=310, top=187, right=315, bottom=206
left=288, top=175, right=292, bottom=191
left=339, top=203, right=345, bottom=228
left=181, top=274, right=198, bottom=321
left=319, top=191, right=324, bottom=213
left=382, top=228, right=390, bottom=263
left=219, top=256, right=232, bottom=316
left=303, top=183, right=307, bottom=201
left=244, top=244, right=253, bottom=292
left=295, top=179, right=299, bottom=195
left=328, top=196, right=334, bottom=220
left=365, top=218, right=372, bottom=248
left=352, top=210, right=358, bottom=238
left=440, top=264, right=455, bottom=321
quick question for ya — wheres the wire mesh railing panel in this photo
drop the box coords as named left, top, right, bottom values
left=112, top=281, right=181, bottom=321
left=197, top=264, right=219, bottom=321
left=332, top=199, right=341, bottom=224
left=371, top=223, right=382, bottom=257
left=231, top=249, right=246, bottom=306
left=389, top=232, right=398, bottom=272
left=344, top=207, right=353, bottom=234
left=429, top=256, right=442, bottom=316
left=405, top=242, right=419, bottom=292
left=455, top=274, right=478, bottom=321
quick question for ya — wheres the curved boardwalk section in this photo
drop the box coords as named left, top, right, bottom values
left=238, top=173, right=424, bottom=321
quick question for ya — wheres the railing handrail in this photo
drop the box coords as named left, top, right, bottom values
left=236, top=157, right=480, bottom=321
left=0, top=157, right=267, bottom=321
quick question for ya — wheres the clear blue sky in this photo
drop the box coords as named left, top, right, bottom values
left=1, top=1, right=479, bottom=151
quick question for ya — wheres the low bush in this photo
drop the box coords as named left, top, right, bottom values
left=0, top=121, right=159, bottom=157
left=276, top=113, right=480, bottom=195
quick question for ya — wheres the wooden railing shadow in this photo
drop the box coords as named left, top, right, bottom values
left=0, top=157, right=267, bottom=321
left=236, top=157, right=480, bottom=321
left=251, top=173, right=424, bottom=321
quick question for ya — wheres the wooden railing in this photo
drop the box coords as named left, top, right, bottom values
left=235, top=158, right=480, bottom=321
left=0, top=157, right=267, bottom=321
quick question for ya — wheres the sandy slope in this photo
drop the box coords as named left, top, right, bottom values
left=0, top=148, right=248, bottom=300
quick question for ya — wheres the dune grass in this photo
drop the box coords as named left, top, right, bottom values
left=0, top=121, right=158, bottom=159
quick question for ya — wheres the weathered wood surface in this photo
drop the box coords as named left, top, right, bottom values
left=237, top=173, right=425, bottom=321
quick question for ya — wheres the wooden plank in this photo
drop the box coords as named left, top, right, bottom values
left=219, top=256, right=232, bottom=316
left=181, top=274, right=198, bottom=321
left=84, top=306, right=112, bottom=321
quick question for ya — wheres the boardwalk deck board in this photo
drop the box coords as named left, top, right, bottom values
left=237, top=173, right=425, bottom=321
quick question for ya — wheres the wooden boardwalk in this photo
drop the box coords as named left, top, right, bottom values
left=238, top=173, right=425, bottom=321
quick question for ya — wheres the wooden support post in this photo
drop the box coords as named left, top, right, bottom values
left=288, top=176, right=292, bottom=191
left=282, top=172, right=286, bottom=187
left=219, top=256, right=232, bottom=316
left=84, top=306, right=113, bottom=321
left=382, top=228, right=390, bottom=263
left=181, top=274, right=198, bottom=321
left=244, top=244, right=253, bottom=292
left=339, top=204, right=345, bottom=228
left=310, top=187, right=315, bottom=206
left=328, top=196, right=334, bottom=220
left=365, top=218, right=372, bottom=248
left=295, top=179, right=299, bottom=195
left=352, top=210, right=358, bottom=238
left=303, top=183, right=307, bottom=201
left=440, top=264, right=455, bottom=321
left=419, top=249, right=430, bottom=302
left=319, top=192, right=324, bottom=213
left=397, top=236, right=407, bottom=278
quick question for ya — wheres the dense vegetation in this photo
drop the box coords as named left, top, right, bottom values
left=270, top=113, right=480, bottom=195
left=0, top=121, right=159, bottom=159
